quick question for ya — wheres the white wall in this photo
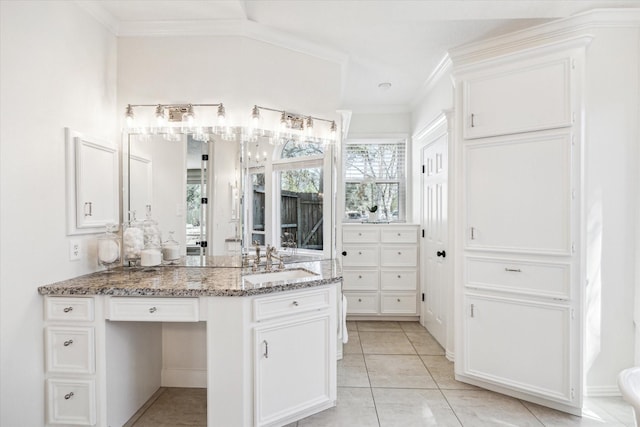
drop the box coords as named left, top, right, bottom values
left=0, top=2, right=117, bottom=425
left=117, top=34, right=343, bottom=378
left=583, top=25, right=639, bottom=394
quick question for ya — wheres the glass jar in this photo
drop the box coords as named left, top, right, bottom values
left=141, top=205, right=162, bottom=267
left=97, top=223, right=121, bottom=271
left=162, top=231, right=181, bottom=263
left=123, top=211, right=144, bottom=266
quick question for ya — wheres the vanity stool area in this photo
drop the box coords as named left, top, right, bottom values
left=39, top=261, right=342, bottom=427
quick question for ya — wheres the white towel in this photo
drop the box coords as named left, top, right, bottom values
left=342, top=294, right=349, bottom=344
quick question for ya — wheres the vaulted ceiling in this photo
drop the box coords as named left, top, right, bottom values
left=81, top=0, right=640, bottom=111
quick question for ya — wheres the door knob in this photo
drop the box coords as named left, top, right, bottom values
left=341, top=251, right=347, bottom=256
left=437, top=250, right=446, bottom=258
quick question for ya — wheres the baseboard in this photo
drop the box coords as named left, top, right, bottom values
left=585, top=385, right=622, bottom=397
left=445, top=350, right=455, bottom=362
left=161, top=368, right=207, bottom=388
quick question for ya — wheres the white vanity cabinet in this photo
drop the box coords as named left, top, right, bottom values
left=454, top=40, right=585, bottom=414
left=253, top=289, right=335, bottom=427
left=44, top=297, right=102, bottom=426
left=341, top=224, right=419, bottom=318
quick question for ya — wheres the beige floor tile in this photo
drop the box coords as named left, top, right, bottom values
left=585, top=397, right=636, bottom=427
left=443, top=389, right=544, bottom=427
left=346, top=321, right=358, bottom=332
left=297, top=387, right=380, bottom=427
left=131, top=387, right=206, bottom=427
left=338, top=353, right=370, bottom=387
left=420, top=355, right=479, bottom=390
left=360, top=331, right=416, bottom=354
left=365, top=354, right=437, bottom=389
left=357, top=321, right=402, bottom=332
left=343, top=330, right=363, bottom=354
left=399, top=321, right=427, bottom=332
left=522, top=399, right=628, bottom=427
left=405, top=330, right=445, bottom=355
left=373, top=388, right=462, bottom=426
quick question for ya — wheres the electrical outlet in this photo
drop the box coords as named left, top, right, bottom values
left=69, top=239, right=81, bottom=261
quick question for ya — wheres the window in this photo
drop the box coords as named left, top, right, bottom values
left=344, top=140, right=406, bottom=222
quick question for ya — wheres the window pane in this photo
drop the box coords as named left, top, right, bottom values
left=280, top=167, right=323, bottom=250
left=345, top=182, right=399, bottom=221
left=252, top=173, right=265, bottom=232
left=281, top=140, right=324, bottom=158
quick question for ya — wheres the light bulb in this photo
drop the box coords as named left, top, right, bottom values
left=305, top=116, right=314, bottom=136
left=155, top=104, right=165, bottom=126
left=217, top=104, right=226, bottom=126
left=280, top=111, right=288, bottom=130
left=125, top=104, right=134, bottom=127
left=330, top=121, right=337, bottom=139
left=250, top=105, right=260, bottom=128
left=184, top=104, right=195, bottom=125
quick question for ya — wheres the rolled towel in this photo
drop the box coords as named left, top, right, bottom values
left=342, top=294, right=349, bottom=344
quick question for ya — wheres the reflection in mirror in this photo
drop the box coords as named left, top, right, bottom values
left=125, top=131, right=241, bottom=266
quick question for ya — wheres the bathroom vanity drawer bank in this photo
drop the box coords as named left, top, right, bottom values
left=38, top=260, right=342, bottom=427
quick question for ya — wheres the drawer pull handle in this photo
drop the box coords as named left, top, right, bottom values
left=397, top=275, right=401, bottom=278
left=149, top=307, right=157, bottom=313
left=292, top=301, right=299, bottom=306
left=358, top=233, right=362, bottom=236
left=397, top=298, right=401, bottom=302
left=63, top=340, right=74, bottom=347
left=358, top=298, right=362, bottom=302
left=470, top=227, right=476, bottom=240
left=397, top=251, right=402, bottom=255
left=63, top=307, right=73, bottom=313
left=263, top=340, right=269, bottom=358
left=505, top=268, right=522, bottom=273
left=397, top=233, right=401, bottom=236
left=437, top=250, right=446, bottom=258
left=358, top=275, right=362, bottom=279
left=471, top=113, right=475, bottom=128
left=358, top=251, right=362, bottom=255
left=64, top=392, right=74, bottom=400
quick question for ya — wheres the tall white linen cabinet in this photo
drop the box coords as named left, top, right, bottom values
left=449, top=10, right=640, bottom=415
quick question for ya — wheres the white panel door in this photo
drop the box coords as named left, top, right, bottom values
left=465, top=131, right=572, bottom=255
left=421, top=136, right=448, bottom=347
left=464, top=294, right=574, bottom=403
left=463, top=55, right=572, bottom=139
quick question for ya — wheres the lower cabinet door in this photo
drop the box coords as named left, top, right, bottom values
left=463, top=294, right=575, bottom=404
left=254, top=313, right=333, bottom=427
left=46, top=379, right=96, bottom=425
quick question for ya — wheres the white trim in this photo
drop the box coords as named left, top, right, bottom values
left=412, top=112, right=449, bottom=142
left=411, top=54, right=453, bottom=107
left=161, top=368, right=207, bottom=388
left=584, top=385, right=622, bottom=397
left=74, top=1, right=119, bottom=35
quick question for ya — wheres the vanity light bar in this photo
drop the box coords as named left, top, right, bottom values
left=251, top=105, right=337, bottom=140
left=124, top=103, right=225, bottom=126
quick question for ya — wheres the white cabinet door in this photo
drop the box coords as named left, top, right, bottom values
left=465, top=131, right=572, bottom=255
left=464, top=294, right=575, bottom=404
left=254, top=314, right=333, bottom=427
left=463, top=55, right=572, bottom=139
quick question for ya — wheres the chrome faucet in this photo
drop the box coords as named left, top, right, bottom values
left=265, top=244, right=278, bottom=272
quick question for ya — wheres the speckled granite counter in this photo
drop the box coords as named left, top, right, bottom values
left=38, top=259, right=342, bottom=297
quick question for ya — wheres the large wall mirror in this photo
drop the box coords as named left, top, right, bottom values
left=124, top=129, right=336, bottom=266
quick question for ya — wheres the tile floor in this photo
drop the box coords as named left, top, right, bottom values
left=129, top=321, right=635, bottom=427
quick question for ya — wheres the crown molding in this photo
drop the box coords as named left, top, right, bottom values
left=411, top=53, right=452, bottom=108
left=75, top=1, right=119, bottom=35
left=449, top=8, right=640, bottom=70
left=341, top=104, right=412, bottom=114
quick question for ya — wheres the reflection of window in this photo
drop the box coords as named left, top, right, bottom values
left=280, top=167, right=323, bottom=250
left=344, top=140, right=406, bottom=222
left=186, top=168, right=205, bottom=253
left=251, top=172, right=265, bottom=245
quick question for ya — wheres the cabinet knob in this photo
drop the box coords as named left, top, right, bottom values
left=358, top=232, right=362, bottom=236
left=341, top=251, right=347, bottom=256
left=397, top=275, right=401, bottom=279
left=397, top=233, right=401, bottom=236
left=149, top=307, right=157, bottom=313
left=358, top=251, right=362, bottom=255
left=292, top=301, right=299, bottom=306
left=63, top=307, right=73, bottom=313
left=358, top=298, right=362, bottom=302
left=64, top=392, right=74, bottom=400
left=63, top=340, right=74, bottom=347
left=358, top=275, right=362, bottom=279
left=397, top=298, right=401, bottom=302
left=397, top=251, right=401, bottom=255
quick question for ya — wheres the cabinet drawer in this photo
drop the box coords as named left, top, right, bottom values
left=466, top=257, right=570, bottom=299
left=380, top=293, right=418, bottom=315
left=254, top=288, right=331, bottom=322
left=380, top=246, right=417, bottom=267
left=381, top=270, right=417, bottom=291
left=343, top=270, right=379, bottom=291
left=46, top=327, right=95, bottom=374
left=45, top=297, right=94, bottom=322
left=107, top=297, right=199, bottom=322
left=343, top=227, right=379, bottom=243
left=342, top=245, right=379, bottom=267
left=344, top=292, right=379, bottom=314
left=46, top=379, right=96, bottom=425
left=381, top=227, right=418, bottom=244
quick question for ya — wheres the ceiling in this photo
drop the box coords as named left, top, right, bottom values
left=82, top=0, right=640, bottom=111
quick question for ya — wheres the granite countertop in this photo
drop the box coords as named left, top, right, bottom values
left=38, top=259, right=342, bottom=297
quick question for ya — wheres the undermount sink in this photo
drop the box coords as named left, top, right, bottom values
left=243, top=268, right=319, bottom=285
